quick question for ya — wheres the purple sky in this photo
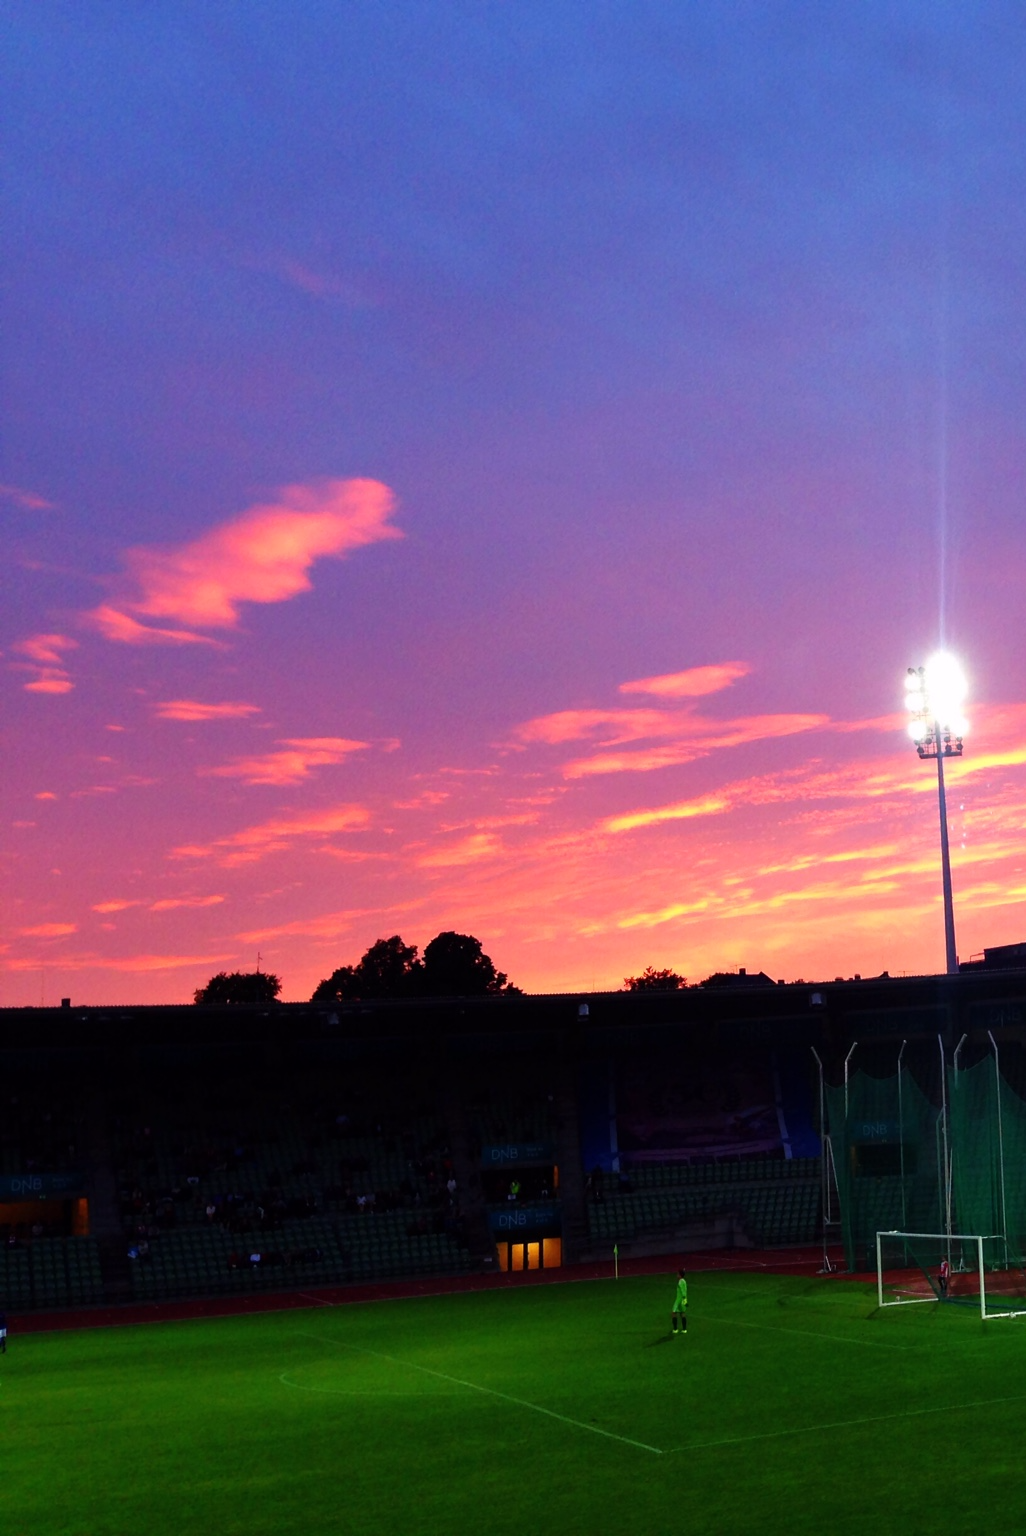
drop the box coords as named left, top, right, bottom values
left=3, top=4, right=1026, bottom=1003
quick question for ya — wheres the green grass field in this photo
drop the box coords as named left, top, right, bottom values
left=6, top=1270, right=1026, bottom=1535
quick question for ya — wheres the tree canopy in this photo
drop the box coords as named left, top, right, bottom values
left=420, top=931, right=515, bottom=996
left=311, top=931, right=518, bottom=1002
left=194, top=970, right=282, bottom=1005
left=623, top=965, right=687, bottom=992
left=311, top=936, right=420, bottom=1004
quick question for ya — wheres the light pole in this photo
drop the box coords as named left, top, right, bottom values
left=904, top=653, right=967, bottom=976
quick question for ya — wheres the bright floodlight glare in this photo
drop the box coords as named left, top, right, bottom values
left=922, top=651, right=968, bottom=727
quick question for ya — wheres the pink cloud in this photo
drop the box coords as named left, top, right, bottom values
left=562, top=713, right=829, bottom=777
left=12, top=632, right=78, bottom=692
left=0, top=483, right=55, bottom=510
left=24, top=675, right=74, bottom=694
left=154, top=699, right=262, bottom=721
left=89, top=605, right=220, bottom=646
left=14, top=633, right=78, bottom=665
left=203, top=737, right=370, bottom=786
left=171, top=804, right=372, bottom=865
left=88, top=477, right=399, bottom=643
left=619, top=662, right=751, bottom=697
left=515, top=707, right=677, bottom=746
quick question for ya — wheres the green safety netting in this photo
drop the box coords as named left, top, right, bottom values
left=949, top=1058, right=1026, bottom=1266
left=828, top=1059, right=1026, bottom=1271
left=826, top=1069, right=944, bottom=1271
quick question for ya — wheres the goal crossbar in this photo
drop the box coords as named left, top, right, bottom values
left=876, top=1230, right=1026, bottom=1321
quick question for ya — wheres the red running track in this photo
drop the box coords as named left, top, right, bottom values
left=9, top=1244, right=855, bottom=1335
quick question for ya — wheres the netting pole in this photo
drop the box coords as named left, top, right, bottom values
left=897, top=1040, right=907, bottom=1229
left=844, top=1042, right=857, bottom=1119
left=811, top=1047, right=834, bottom=1273
left=939, top=1034, right=952, bottom=1267
left=988, top=1031, right=1009, bottom=1267
left=951, top=1033, right=967, bottom=1255
left=979, top=1235, right=986, bottom=1321
left=876, top=1230, right=884, bottom=1309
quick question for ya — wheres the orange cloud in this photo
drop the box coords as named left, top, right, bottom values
left=92, top=900, right=141, bottom=913
left=19, top=922, right=77, bottom=937
left=149, top=895, right=226, bottom=911
left=236, top=910, right=363, bottom=942
left=154, top=699, right=262, bottom=721
left=416, top=832, right=503, bottom=868
left=602, top=793, right=732, bottom=833
left=1, top=951, right=235, bottom=974
left=88, top=477, right=399, bottom=643
left=619, top=662, right=751, bottom=697
left=203, top=737, right=370, bottom=786
left=171, top=804, right=372, bottom=865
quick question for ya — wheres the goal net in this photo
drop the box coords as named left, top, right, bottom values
left=876, top=1231, right=1026, bottom=1320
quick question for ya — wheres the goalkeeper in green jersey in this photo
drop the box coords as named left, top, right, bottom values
left=671, top=1268, right=688, bottom=1335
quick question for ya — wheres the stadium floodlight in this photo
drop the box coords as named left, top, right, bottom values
left=904, top=652, right=967, bottom=976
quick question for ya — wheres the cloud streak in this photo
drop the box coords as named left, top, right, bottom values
left=619, top=662, right=751, bottom=698
left=88, top=478, right=400, bottom=644
left=12, top=633, right=78, bottom=693
left=171, top=804, right=372, bottom=865
left=154, top=699, right=262, bottom=721
left=203, top=738, right=370, bottom=786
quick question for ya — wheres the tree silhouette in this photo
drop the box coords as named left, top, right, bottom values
left=311, top=935, right=420, bottom=1004
left=311, top=931, right=519, bottom=1001
left=194, top=970, right=281, bottom=1005
left=623, top=966, right=687, bottom=992
left=420, top=931, right=516, bottom=996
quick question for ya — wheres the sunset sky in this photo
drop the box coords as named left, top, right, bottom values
left=4, top=4, right=1026, bottom=1004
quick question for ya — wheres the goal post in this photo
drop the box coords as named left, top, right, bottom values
left=876, top=1230, right=1026, bottom=1320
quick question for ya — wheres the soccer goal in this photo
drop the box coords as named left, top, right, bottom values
left=876, top=1231, right=1026, bottom=1320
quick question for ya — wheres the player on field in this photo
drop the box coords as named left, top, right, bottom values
left=938, top=1257, right=950, bottom=1297
left=671, top=1268, right=688, bottom=1336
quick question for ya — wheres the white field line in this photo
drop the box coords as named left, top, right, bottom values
left=665, top=1392, right=1026, bottom=1454
left=707, top=1314, right=917, bottom=1350
left=292, top=1330, right=665, bottom=1455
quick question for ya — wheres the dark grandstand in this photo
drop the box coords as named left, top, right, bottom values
left=2, top=961, right=1026, bottom=1313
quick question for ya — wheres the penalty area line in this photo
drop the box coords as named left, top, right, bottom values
left=664, top=1392, right=1026, bottom=1454
left=293, top=1330, right=664, bottom=1455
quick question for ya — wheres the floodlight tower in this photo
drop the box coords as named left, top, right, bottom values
left=904, top=653, right=967, bottom=976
